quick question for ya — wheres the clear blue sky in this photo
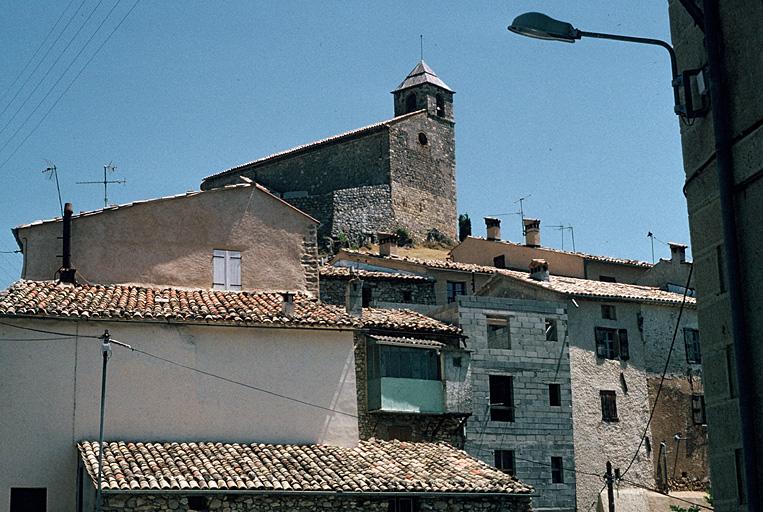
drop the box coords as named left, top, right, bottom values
left=0, top=1, right=689, bottom=288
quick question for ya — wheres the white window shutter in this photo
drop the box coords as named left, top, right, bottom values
left=213, top=250, right=226, bottom=289
left=228, top=251, right=241, bottom=290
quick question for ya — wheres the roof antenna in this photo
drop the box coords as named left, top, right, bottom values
left=514, top=194, right=532, bottom=236
left=41, top=160, right=63, bottom=216
left=76, top=161, right=126, bottom=208
left=420, top=35, right=424, bottom=61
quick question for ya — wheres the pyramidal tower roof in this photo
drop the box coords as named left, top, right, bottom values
left=393, top=60, right=454, bottom=93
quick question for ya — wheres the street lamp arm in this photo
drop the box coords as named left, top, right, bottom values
left=578, top=31, right=677, bottom=78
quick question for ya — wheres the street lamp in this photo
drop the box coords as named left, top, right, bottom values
left=507, top=12, right=700, bottom=117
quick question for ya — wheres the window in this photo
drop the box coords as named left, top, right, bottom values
left=10, top=488, right=46, bottom=512
left=489, top=375, right=514, bottom=421
left=601, top=304, right=617, bottom=319
left=599, top=275, right=617, bottom=283
left=435, top=94, right=445, bottom=117
left=551, top=457, right=564, bottom=483
left=368, top=344, right=440, bottom=381
left=187, top=496, right=209, bottom=511
left=446, top=281, right=466, bottom=303
left=494, top=450, right=516, bottom=476
left=493, top=255, right=506, bottom=268
left=387, top=425, right=413, bottom=441
left=418, top=132, right=428, bottom=145
left=212, top=249, right=241, bottom=290
left=362, top=286, right=373, bottom=307
left=405, top=93, right=417, bottom=114
left=691, top=394, right=706, bottom=425
left=684, top=328, right=701, bottom=363
left=600, top=390, right=618, bottom=422
left=401, top=290, right=412, bottom=302
left=487, top=317, right=511, bottom=349
left=549, top=384, right=561, bottom=406
left=545, top=318, right=558, bottom=341
left=595, top=327, right=629, bottom=361
left=388, top=497, right=415, bottom=512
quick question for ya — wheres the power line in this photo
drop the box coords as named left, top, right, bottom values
left=619, top=476, right=713, bottom=511
left=618, top=262, right=694, bottom=481
left=0, top=319, right=100, bottom=338
left=0, top=0, right=105, bottom=142
left=0, top=0, right=140, bottom=170
left=0, top=0, right=86, bottom=120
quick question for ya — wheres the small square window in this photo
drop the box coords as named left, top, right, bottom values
left=595, top=327, right=629, bottom=361
left=487, top=317, right=511, bottom=349
left=545, top=318, right=558, bottom=341
left=493, top=255, right=506, bottom=269
left=551, top=457, right=564, bottom=483
left=388, top=497, right=416, bottom=512
left=691, top=394, right=706, bottom=425
left=401, top=290, right=413, bottom=302
left=10, top=488, right=46, bottom=512
left=600, top=390, right=618, bottom=422
left=601, top=304, right=617, bottom=320
left=187, top=496, right=209, bottom=511
left=494, top=449, right=516, bottom=476
left=549, top=384, right=561, bottom=406
left=447, top=281, right=466, bottom=303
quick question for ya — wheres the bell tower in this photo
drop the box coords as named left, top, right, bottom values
left=392, top=61, right=454, bottom=122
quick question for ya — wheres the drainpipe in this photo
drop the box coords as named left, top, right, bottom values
left=702, top=1, right=760, bottom=508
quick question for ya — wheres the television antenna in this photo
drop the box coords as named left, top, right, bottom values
left=76, top=162, right=126, bottom=208
left=41, top=160, right=63, bottom=215
left=548, top=224, right=576, bottom=252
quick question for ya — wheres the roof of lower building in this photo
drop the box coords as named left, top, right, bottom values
left=78, top=439, right=531, bottom=494
left=201, top=110, right=426, bottom=184
left=0, top=280, right=460, bottom=334
left=394, top=60, right=454, bottom=93
left=369, top=334, right=445, bottom=349
left=320, top=265, right=432, bottom=282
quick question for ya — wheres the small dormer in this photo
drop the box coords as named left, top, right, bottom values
left=392, top=61, right=454, bottom=122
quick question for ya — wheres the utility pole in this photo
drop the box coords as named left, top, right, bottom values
left=605, top=461, right=616, bottom=512
left=95, top=330, right=112, bottom=512
left=647, top=232, right=656, bottom=263
left=76, top=162, right=126, bottom=208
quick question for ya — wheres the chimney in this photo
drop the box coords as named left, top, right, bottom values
left=345, top=277, right=364, bottom=317
left=58, top=203, right=77, bottom=284
left=523, top=218, right=541, bottom=247
left=529, top=259, right=549, bottom=281
left=484, top=217, right=501, bottom=241
left=281, top=292, right=295, bottom=316
left=378, top=232, right=398, bottom=257
left=669, top=242, right=687, bottom=263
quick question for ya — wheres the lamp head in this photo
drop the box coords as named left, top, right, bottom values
left=508, top=12, right=581, bottom=43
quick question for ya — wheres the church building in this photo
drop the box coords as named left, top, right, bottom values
left=200, top=61, right=457, bottom=245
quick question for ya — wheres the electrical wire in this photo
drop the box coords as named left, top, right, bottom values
left=0, top=0, right=140, bottom=171
left=618, top=262, right=694, bottom=481
left=619, top=476, right=713, bottom=510
left=0, top=319, right=100, bottom=338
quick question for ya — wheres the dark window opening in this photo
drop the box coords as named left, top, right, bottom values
left=691, top=394, right=706, bottom=425
left=401, top=290, right=412, bottom=302
left=599, top=275, right=617, bottom=283
left=600, top=390, right=618, bottom=422
left=494, top=450, right=516, bottom=476
left=601, top=304, right=617, bottom=320
left=388, top=497, right=416, bottom=512
left=405, top=93, right=417, bottom=114
left=545, top=318, right=558, bottom=341
left=489, top=375, right=514, bottom=422
left=684, top=328, right=701, bottom=364
left=362, top=286, right=372, bottom=308
left=447, top=281, right=466, bottom=303
left=387, top=425, right=413, bottom=441
left=452, top=356, right=462, bottom=367
left=595, top=327, right=629, bottom=361
left=549, top=384, right=561, bottom=406
left=187, top=496, right=209, bottom=511
left=436, top=94, right=445, bottom=117
left=487, top=317, right=511, bottom=349
left=493, top=255, right=506, bottom=268
left=10, top=488, right=46, bottom=512
left=717, top=245, right=726, bottom=294
left=551, top=457, right=564, bottom=483
left=418, top=132, right=428, bottom=145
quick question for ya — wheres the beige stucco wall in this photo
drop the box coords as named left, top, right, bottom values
left=0, top=318, right=358, bottom=511
left=15, top=184, right=318, bottom=293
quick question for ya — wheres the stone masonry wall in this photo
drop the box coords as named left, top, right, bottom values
left=320, top=277, right=436, bottom=307
left=331, top=185, right=395, bottom=243
left=102, top=493, right=533, bottom=512
left=456, top=296, right=576, bottom=511
left=300, top=224, right=319, bottom=296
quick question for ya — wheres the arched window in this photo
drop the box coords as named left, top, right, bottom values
left=436, top=94, right=445, bottom=117
left=405, top=93, right=417, bottom=113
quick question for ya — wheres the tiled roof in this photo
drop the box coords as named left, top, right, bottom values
left=370, top=335, right=445, bottom=349
left=488, top=269, right=696, bottom=306
left=459, top=237, right=653, bottom=268
left=336, top=249, right=496, bottom=274
left=201, top=110, right=426, bottom=184
left=394, top=61, right=454, bottom=93
left=0, top=281, right=460, bottom=334
left=78, top=439, right=531, bottom=494
left=320, top=265, right=432, bottom=282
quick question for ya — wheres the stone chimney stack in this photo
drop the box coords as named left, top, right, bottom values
left=58, top=202, right=77, bottom=284
left=485, top=217, right=501, bottom=241
left=529, top=259, right=549, bottom=281
left=345, top=277, right=364, bottom=317
left=378, top=232, right=398, bottom=257
left=281, top=292, right=295, bottom=316
left=523, top=218, right=541, bottom=247
left=669, top=242, right=687, bottom=263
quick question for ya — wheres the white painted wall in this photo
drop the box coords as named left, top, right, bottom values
left=0, top=318, right=358, bottom=512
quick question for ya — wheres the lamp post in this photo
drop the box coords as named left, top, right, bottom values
left=507, top=12, right=681, bottom=116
